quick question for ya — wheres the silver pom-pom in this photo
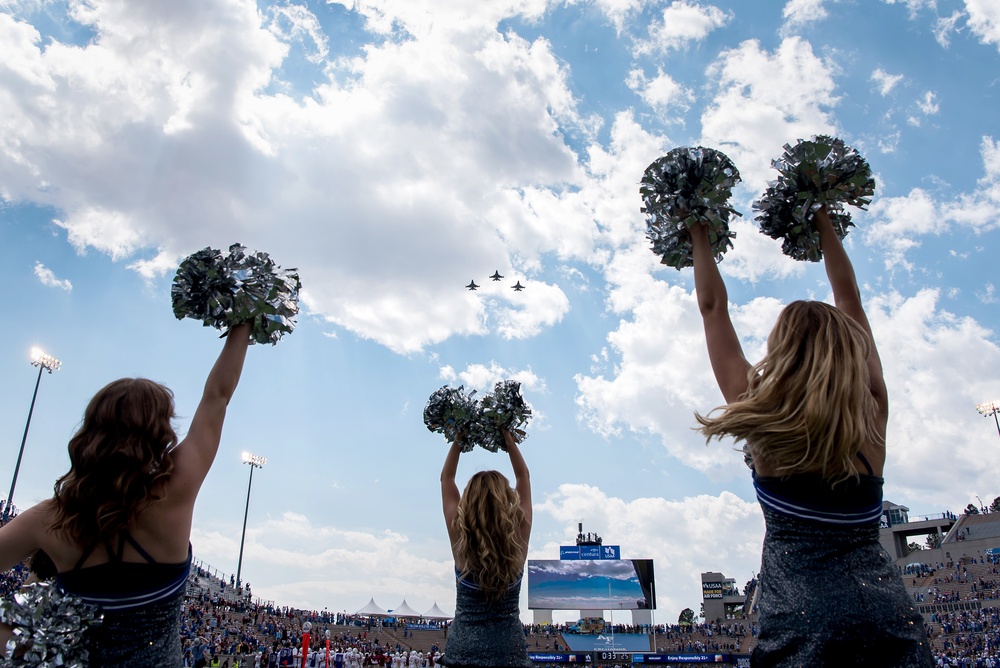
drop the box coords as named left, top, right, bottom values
left=480, top=381, right=531, bottom=452
left=423, top=386, right=482, bottom=451
left=0, top=581, right=102, bottom=667
left=752, top=135, right=875, bottom=262
left=172, top=243, right=301, bottom=345
left=640, top=147, right=742, bottom=269
left=424, top=381, right=531, bottom=452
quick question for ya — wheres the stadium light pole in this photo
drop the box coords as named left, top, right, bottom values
left=236, top=451, right=266, bottom=589
left=977, top=400, right=1000, bottom=438
left=4, top=348, right=61, bottom=523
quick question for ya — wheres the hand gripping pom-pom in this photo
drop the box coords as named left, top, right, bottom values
left=752, top=135, right=875, bottom=262
left=640, top=147, right=742, bottom=269
left=172, top=243, right=302, bottom=345
left=0, top=580, right=102, bottom=668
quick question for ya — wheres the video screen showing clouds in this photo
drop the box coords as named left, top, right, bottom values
left=527, top=559, right=655, bottom=610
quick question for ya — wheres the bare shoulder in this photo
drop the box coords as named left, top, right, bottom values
left=0, top=500, right=64, bottom=571
left=15, top=499, right=58, bottom=531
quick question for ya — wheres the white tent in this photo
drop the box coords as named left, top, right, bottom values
left=388, top=599, right=421, bottom=618
left=422, top=603, right=452, bottom=619
left=355, top=598, right=389, bottom=616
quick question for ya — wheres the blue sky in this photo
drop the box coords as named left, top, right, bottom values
left=1, top=0, right=999, bottom=625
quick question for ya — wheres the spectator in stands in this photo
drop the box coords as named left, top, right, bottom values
left=439, top=429, right=532, bottom=667
left=691, top=206, right=933, bottom=666
left=0, top=323, right=252, bottom=667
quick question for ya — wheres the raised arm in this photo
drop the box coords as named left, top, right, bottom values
left=441, top=438, right=462, bottom=539
left=815, top=207, right=871, bottom=333
left=815, top=207, right=887, bottom=411
left=169, top=323, right=252, bottom=502
left=503, top=430, right=531, bottom=528
left=691, top=224, right=751, bottom=403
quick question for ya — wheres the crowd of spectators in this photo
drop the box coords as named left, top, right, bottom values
left=645, top=621, right=751, bottom=654
left=913, top=556, right=1000, bottom=605
left=4, top=543, right=1000, bottom=664
left=176, top=569, right=1000, bottom=665
left=929, top=606, right=1000, bottom=666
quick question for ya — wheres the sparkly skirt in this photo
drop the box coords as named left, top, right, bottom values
left=88, top=592, right=184, bottom=667
left=752, top=505, right=933, bottom=668
left=441, top=578, right=531, bottom=667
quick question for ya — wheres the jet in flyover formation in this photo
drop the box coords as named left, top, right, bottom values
left=490, top=271, right=503, bottom=281
left=466, top=280, right=480, bottom=290
left=511, top=281, right=525, bottom=292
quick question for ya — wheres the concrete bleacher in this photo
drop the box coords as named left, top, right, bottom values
left=947, top=512, right=1000, bottom=543
left=921, top=559, right=1000, bottom=659
left=906, top=556, right=1000, bottom=619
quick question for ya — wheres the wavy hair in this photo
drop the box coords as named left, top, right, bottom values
left=452, top=470, right=526, bottom=600
left=51, top=378, right=178, bottom=546
left=696, top=301, right=882, bottom=482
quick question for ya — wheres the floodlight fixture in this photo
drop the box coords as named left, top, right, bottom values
left=242, top=451, right=267, bottom=468
left=236, top=451, right=266, bottom=588
left=30, top=348, right=61, bottom=373
left=977, top=400, right=1000, bottom=438
left=4, top=348, right=61, bottom=522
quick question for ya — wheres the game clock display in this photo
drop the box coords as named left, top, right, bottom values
left=597, top=651, right=633, bottom=661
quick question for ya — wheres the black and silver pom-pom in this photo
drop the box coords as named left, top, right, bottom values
left=752, top=135, right=875, bottom=262
left=0, top=580, right=102, bottom=667
left=640, top=147, right=742, bottom=269
left=423, top=386, right=482, bottom=451
left=480, top=380, right=532, bottom=452
left=172, top=243, right=301, bottom=345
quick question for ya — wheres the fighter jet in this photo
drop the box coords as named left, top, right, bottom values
left=490, top=271, right=504, bottom=281
left=511, top=281, right=525, bottom=291
left=466, top=280, right=480, bottom=290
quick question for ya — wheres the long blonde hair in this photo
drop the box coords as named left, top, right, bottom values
left=696, top=300, right=882, bottom=482
left=452, top=470, right=526, bottom=600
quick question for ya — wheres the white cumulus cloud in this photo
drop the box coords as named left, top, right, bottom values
left=871, top=67, right=904, bottom=96
left=966, top=0, right=1000, bottom=49
left=626, top=68, right=695, bottom=118
left=0, top=1, right=596, bottom=354
left=781, top=0, right=829, bottom=34
left=700, top=37, right=839, bottom=190
left=633, top=1, right=732, bottom=56
left=33, top=261, right=72, bottom=291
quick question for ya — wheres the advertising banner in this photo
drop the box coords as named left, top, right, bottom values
left=559, top=545, right=621, bottom=560
left=639, top=654, right=731, bottom=664
left=527, top=653, right=590, bottom=663
left=702, top=582, right=724, bottom=600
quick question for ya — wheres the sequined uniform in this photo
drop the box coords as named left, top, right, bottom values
left=751, top=467, right=933, bottom=668
left=441, top=570, right=532, bottom=668
left=56, top=534, right=191, bottom=668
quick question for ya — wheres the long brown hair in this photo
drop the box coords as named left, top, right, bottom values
left=51, top=378, right=178, bottom=545
left=696, top=300, right=881, bottom=482
left=452, top=470, right=526, bottom=600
